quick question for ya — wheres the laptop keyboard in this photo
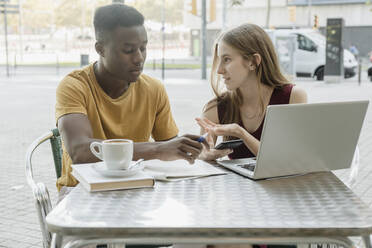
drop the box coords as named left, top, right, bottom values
left=217, top=158, right=257, bottom=178
left=237, top=163, right=255, bottom=171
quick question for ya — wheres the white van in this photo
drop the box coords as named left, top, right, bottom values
left=271, top=29, right=358, bottom=81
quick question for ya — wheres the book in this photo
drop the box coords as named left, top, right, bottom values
left=71, top=163, right=155, bottom=192
left=142, top=159, right=227, bottom=181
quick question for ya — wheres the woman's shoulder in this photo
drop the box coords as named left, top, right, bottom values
left=203, top=93, right=230, bottom=112
left=202, top=98, right=220, bottom=124
left=289, top=84, right=307, bottom=104
left=203, top=98, right=218, bottom=113
left=271, top=83, right=306, bottom=105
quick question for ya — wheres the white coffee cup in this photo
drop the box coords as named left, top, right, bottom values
left=90, top=139, right=133, bottom=170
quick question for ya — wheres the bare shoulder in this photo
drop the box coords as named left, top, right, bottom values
left=202, top=98, right=219, bottom=124
left=289, top=85, right=308, bottom=104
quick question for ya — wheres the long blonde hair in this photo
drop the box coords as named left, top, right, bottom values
left=209, top=24, right=289, bottom=139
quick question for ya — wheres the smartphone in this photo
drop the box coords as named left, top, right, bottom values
left=215, top=139, right=244, bottom=150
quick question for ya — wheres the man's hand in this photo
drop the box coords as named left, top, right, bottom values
left=156, top=134, right=209, bottom=164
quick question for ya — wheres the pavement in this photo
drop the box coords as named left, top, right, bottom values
left=1, top=65, right=372, bottom=248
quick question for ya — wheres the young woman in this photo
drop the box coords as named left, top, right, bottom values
left=197, top=23, right=307, bottom=161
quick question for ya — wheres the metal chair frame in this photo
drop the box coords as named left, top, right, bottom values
left=25, top=128, right=62, bottom=248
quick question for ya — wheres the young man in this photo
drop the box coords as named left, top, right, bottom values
left=55, top=4, right=207, bottom=191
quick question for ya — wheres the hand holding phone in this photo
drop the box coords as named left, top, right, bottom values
left=215, top=139, right=244, bottom=150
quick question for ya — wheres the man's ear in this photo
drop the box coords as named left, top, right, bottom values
left=95, top=42, right=104, bottom=57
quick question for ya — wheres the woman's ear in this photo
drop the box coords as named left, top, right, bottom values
left=253, top=53, right=262, bottom=69
left=245, top=53, right=262, bottom=71
left=95, top=42, right=104, bottom=57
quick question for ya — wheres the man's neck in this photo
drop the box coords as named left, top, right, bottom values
left=94, top=61, right=131, bottom=99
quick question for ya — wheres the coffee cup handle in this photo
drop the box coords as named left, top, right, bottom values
left=90, top=141, right=103, bottom=160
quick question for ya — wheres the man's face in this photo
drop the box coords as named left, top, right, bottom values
left=100, top=25, right=147, bottom=83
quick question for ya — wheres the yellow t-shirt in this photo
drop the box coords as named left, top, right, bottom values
left=55, top=64, right=179, bottom=190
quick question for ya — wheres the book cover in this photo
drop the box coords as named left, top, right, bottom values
left=71, top=163, right=155, bottom=192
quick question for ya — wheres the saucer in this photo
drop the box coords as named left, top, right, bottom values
left=92, top=162, right=144, bottom=178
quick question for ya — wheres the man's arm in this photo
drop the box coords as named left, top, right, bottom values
left=58, top=113, right=208, bottom=164
left=58, top=113, right=100, bottom=164
left=135, top=134, right=208, bottom=163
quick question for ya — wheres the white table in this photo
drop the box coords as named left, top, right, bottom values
left=46, top=172, right=372, bottom=248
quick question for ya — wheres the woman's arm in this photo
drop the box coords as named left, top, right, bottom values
left=199, top=100, right=220, bottom=144
left=196, top=100, right=233, bottom=161
left=197, top=85, right=308, bottom=157
left=199, top=119, right=260, bottom=157
left=197, top=99, right=260, bottom=157
left=197, top=100, right=259, bottom=157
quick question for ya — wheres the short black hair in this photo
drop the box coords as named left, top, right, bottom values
left=94, top=4, right=144, bottom=43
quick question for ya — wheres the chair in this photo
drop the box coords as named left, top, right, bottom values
left=25, top=129, right=110, bottom=248
left=25, top=128, right=62, bottom=248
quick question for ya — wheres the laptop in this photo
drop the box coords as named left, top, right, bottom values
left=217, top=100, right=369, bottom=180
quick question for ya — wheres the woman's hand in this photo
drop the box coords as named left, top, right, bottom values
left=195, top=117, right=234, bottom=161
left=196, top=117, right=260, bottom=157
left=197, top=131, right=233, bottom=161
left=195, top=117, right=243, bottom=138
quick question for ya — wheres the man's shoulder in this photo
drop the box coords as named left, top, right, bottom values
left=138, top=74, right=163, bottom=88
left=136, top=74, right=166, bottom=95
left=58, top=65, right=93, bottom=92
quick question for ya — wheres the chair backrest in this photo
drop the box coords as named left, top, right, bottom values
left=50, top=128, right=62, bottom=179
left=25, top=128, right=63, bottom=248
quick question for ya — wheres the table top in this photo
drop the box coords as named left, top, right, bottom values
left=46, top=171, right=372, bottom=237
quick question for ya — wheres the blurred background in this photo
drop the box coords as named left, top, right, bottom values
left=0, top=0, right=371, bottom=79
left=0, top=0, right=188, bottom=69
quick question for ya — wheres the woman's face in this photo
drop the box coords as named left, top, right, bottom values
left=216, top=41, right=254, bottom=91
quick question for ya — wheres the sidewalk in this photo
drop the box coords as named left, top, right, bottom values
left=1, top=67, right=372, bottom=248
